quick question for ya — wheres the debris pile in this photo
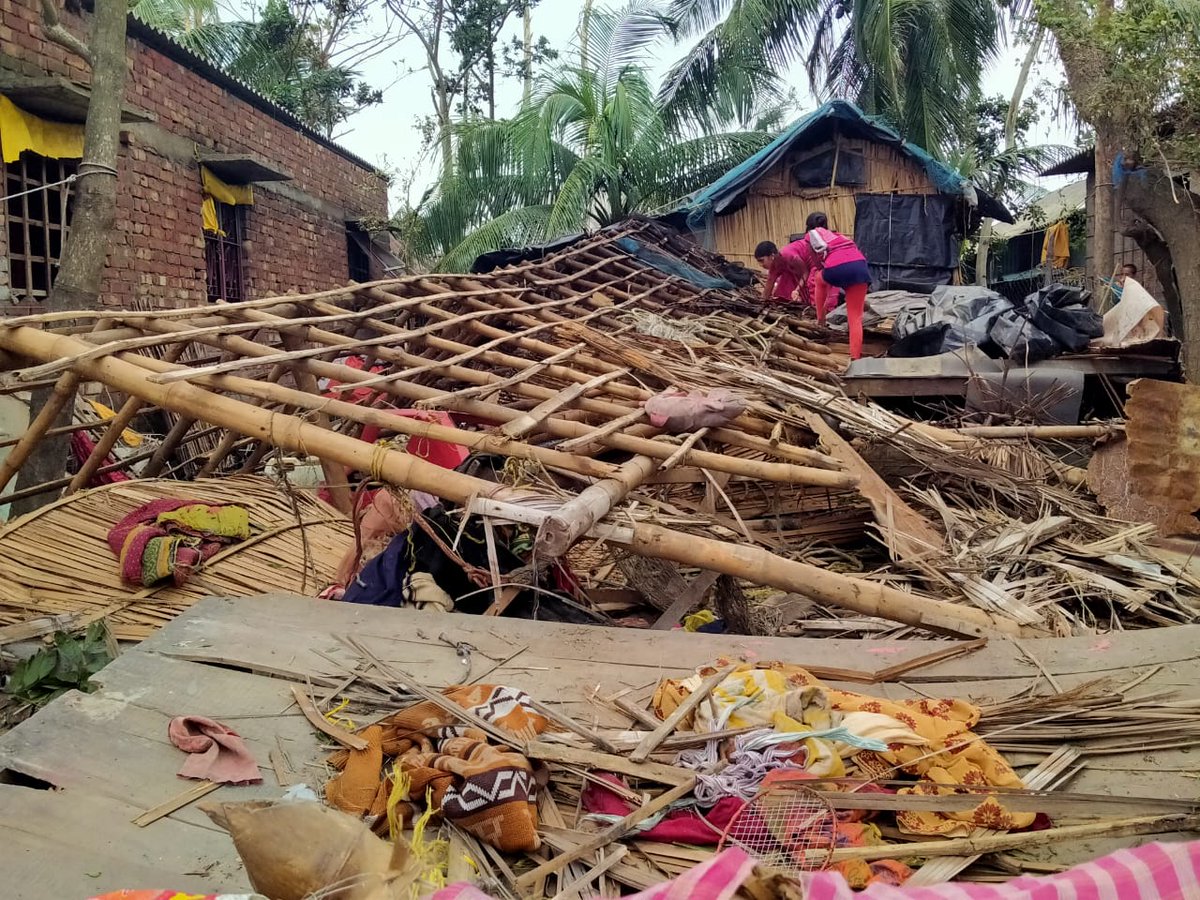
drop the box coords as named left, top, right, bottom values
left=0, top=221, right=1195, bottom=644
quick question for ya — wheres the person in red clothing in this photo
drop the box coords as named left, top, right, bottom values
left=801, top=212, right=871, bottom=360
left=754, top=239, right=806, bottom=305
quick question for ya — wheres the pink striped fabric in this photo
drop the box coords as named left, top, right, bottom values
left=801, top=841, right=1200, bottom=900
left=429, top=841, right=1200, bottom=900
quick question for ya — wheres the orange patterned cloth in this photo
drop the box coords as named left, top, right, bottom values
left=653, top=661, right=1034, bottom=837
left=325, top=684, right=550, bottom=853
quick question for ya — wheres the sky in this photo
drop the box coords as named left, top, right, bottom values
left=264, top=2, right=1080, bottom=213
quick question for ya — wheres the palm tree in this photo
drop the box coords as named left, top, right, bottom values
left=660, top=0, right=1002, bottom=156
left=410, top=1, right=775, bottom=271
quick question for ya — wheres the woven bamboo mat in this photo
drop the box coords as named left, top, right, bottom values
left=0, top=476, right=351, bottom=641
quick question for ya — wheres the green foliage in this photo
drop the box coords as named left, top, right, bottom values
left=945, top=93, right=1071, bottom=217
left=6, top=623, right=114, bottom=707
left=405, top=1, right=775, bottom=271
left=662, top=0, right=1002, bottom=154
left=1035, top=0, right=1200, bottom=168
left=131, top=0, right=383, bottom=136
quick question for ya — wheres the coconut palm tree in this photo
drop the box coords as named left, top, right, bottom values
left=410, top=1, right=775, bottom=271
left=660, top=0, right=1002, bottom=156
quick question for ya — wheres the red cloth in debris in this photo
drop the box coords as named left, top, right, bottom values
left=582, top=773, right=743, bottom=843
left=168, top=715, right=262, bottom=785
left=644, top=388, right=747, bottom=433
left=70, top=431, right=129, bottom=487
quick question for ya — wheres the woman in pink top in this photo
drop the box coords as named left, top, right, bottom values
left=803, top=211, right=871, bottom=359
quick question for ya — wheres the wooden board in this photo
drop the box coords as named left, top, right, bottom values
left=1, top=594, right=1198, bottom=897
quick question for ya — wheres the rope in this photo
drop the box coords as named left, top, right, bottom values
left=0, top=173, right=76, bottom=204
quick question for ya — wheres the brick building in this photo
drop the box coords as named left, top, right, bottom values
left=0, top=0, right=391, bottom=313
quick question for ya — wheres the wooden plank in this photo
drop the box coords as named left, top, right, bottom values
left=290, top=685, right=369, bottom=751
left=132, top=780, right=221, bottom=827
left=802, top=410, right=944, bottom=562
left=145, top=595, right=1200, bottom=687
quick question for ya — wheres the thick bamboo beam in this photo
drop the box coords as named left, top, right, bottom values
left=535, top=455, right=659, bottom=558
left=0, top=324, right=1021, bottom=638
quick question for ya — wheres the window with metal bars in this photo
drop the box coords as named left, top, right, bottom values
left=4, top=152, right=77, bottom=301
left=204, top=199, right=245, bottom=303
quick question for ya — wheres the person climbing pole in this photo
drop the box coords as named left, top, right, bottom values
left=804, top=214, right=871, bottom=360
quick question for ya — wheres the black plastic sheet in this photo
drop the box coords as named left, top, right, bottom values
left=889, top=283, right=1101, bottom=362
left=854, top=194, right=960, bottom=291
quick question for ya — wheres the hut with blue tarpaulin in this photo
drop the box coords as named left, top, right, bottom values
left=664, top=100, right=1012, bottom=292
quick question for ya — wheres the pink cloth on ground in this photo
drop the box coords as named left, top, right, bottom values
left=167, top=715, right=262, bottom=785
left=431, top=841, right=1200, bottom=900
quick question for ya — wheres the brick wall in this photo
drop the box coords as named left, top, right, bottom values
left=0, top=0, right=389, bottom=311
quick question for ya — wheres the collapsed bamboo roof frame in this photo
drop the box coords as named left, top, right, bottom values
left=0, top=222, right=1022, bottom=638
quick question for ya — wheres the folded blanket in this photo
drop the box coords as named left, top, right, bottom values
left=107, top=499, right=250, bottom=587
left=326, top=684, right=549, bottom=853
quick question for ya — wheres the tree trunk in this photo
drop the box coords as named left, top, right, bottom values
left=10, top=0, right=128, bottom=518
left=522, top=1, right=533, bottom=105
left=976, top=28, right=1043, bottom=287
left=1119, top=162, right=1200, bottom=375
left=1093, top=126, right=1119, bottom=293
left=975, top=217, right=994, bottom=286
left=437, top=79, right=453, bottom=180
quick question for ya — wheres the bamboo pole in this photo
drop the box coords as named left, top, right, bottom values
left=535, top=456, right=658, bottom=558
left=954, top=424, right=1122, bottom=440
left=821, top=813, right=1200, bottom=864
left=0, top=372, right=83, bottom=493
left=0, top=324, right=1022, bottom=638
left=118, top=351, right=621, bottom=481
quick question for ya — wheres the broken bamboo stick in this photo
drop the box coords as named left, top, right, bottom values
left=535, top=456, right=659, bottom=558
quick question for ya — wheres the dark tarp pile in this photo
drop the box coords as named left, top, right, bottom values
left=890, top=283, right=1103, bottom=362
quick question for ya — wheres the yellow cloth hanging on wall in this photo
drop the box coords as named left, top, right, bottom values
left=0, top=94, right=84, bottom=163
left=1041, top=220, right=1070, bottom=270
left=200, top=165, right=253, bottom=234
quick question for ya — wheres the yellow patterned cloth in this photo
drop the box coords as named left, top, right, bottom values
left=653, top=660, right=1034, bottom=837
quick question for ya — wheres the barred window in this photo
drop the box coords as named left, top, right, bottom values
left=4, top=152, right=76, bottom=301
left=204, top=199, right=245, bottom=302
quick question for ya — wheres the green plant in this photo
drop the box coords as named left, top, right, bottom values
left=5, top=623, right=115, bottom=707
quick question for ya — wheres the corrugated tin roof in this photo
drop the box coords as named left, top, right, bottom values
left=992, top=178, right=1087, bottom=238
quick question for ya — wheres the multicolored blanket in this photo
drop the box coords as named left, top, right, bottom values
left=106, top=499, right=250, bottom=587
left=325, top=684, right=549, bottom=853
